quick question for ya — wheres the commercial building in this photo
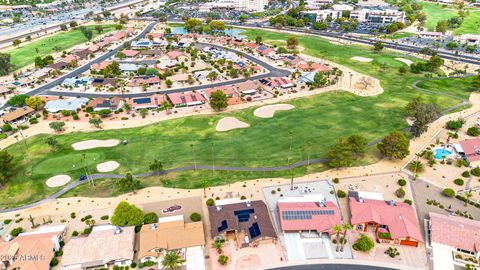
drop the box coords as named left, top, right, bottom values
left=350, top=8, right=405, bottom=24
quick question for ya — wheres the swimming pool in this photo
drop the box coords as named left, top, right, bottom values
left=434, top=148, right=452, bottom=160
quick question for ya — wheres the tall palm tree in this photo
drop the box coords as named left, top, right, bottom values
left=161, top=251, right=185, bottom=270
left=201, top=179, right=209, bottom=198
left=340, top=223, right=352, bottom=252
left=333, top=224, right=342, bottom=252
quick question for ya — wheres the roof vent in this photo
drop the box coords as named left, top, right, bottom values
left=388, top=200, right=396, bottom=206
left=151, top=223, right=157, bottom=230
left=115, top=227, right=122, bottom=234
left=216, top=205, right=222, bottom=211
left=246, top=201, right=251, bottom=207
left=359, top=197, right=365, bottom=203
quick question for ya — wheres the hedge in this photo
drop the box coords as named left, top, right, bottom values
left=443, top=188, right=455, bottom=197
left=454, top=178, right=464, bottom=185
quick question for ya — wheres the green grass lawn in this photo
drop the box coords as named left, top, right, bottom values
left=5, top=24, right=118, bottom=69
left=453, top=11, right=480, bottom=35
left=385, top=32, right=415, bottom=39
left=416, top=76, right=477, bottom=100
left=419, top=2, right=457, bottom=31
left=0, top=28, right=475, bottom=208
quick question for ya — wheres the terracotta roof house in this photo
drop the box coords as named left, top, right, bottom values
left=88, top=44, right=100, bottom=53
left=348, top=191, right=423, bottom=247
left=129, top=76, right=161, bottom=87
left=61, top=225, right=135, bottom=270
left=127, top=94, right=165, bottom=110
left=92, top=78, right=117, bottom=88
left=234, top=80, right=261, bottom=96
left=120, top=49, right=140, bottom=58
left=1, top=106, right=34, bottom=124
left=73, top=48, right=91, bottom=59
left=297, top=62, right=333, bottom=72
left=0, top=225, right=66, bottom=270
left=48, top=61, right=69, bottom=70
left=63, top=54, right=80, bottom=64
left=169, top=73, right=189, bottom=83
left=278, top=194, right=342, bottom=235
left=457, top=138, right=480, bottom=167
left=283, top=55, right=303, bottom=66
left=167, top=91, right=205, bottom=108
left=244, top=42, right=258, bottom=50
left=87, top=97, right=125, bottom=111
left=203, top=86, right=236, bottom=98
left=166, top=50, right=183, bottom=60
left=90, top=61, right=111, bottom=71
left=259, top=77, right=294, bottom=88
left=428, top=212, right=480, bottom=269
left=137, top=214, right=205, bottom=269
left=208, top=199, right=277, bottom=248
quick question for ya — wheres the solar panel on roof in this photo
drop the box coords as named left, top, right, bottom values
left=249, top=222, right=261, bottom=238
left=234, top=209, right=255, bottom=216
left=281, top=210, right=335, bottom=220
left=218, top=220, right=228, bottom=232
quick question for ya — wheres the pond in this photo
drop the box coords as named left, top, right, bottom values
left=170, top=27, right=245, bottom=38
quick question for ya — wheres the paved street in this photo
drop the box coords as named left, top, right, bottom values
left=272, top=264, right=397, bottom=270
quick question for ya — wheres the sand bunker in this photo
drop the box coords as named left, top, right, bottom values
left=254, top=104, right=295, bottom=118
left=395, top=58, right=413, bottom=66
left=72, top=139, right=120, bottom=150
left=216, top=117, right=249, bottom=132
left=351, top=56, right=373, bottom=63
left=96, top=161, right=120, bottom=172
left=46, top=175, right=71, bottom=188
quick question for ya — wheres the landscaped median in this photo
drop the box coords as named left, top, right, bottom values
left=0, top=28, right=476, bottom=209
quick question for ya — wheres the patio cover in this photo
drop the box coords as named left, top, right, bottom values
left=432, top=246, right=454, bottom=270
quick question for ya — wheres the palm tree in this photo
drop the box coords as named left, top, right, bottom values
left=201, top=179, right=209, bottom=198
left=340, top=223, right=352, bottom=252
left=333, top=224, right=342, bottom=252
left=162, top=101, right=173, bottom=114
left=212, top=240, right=223, bottom=254
left=465, top=191, right=473, bottom=206
left=161, top=251, right=185, bottom=270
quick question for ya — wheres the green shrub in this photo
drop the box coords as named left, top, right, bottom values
left=462, top=171, right=470, bottom=177
left=332, top=178, right=340, bottom=184
left=397, top=179, right=407, bottom=186
left=70, top=212, right=76, bottom=219
left=337, top=190, right=346, bottom=198
left=55, top=250, right=63, bottom=257
left=100, top=215, right=109, bottom=220
left=130, top=262, right=137, bottom=268
left=190, top=212, right=202, bottom=222
left=50, top=257, right=59, bottom=267
left=471, top=168, right=480, bottom=176
left=403, top=199, right=412, bottom=205
left=353, top=234, right=374, bottom=252
left=206, top=198, right=215, bottom=206
left=2, top=123, right=12, bottom=132
left=3, top=219, right=11, bottom=225
left=443, top=188, right=455, bottom=197
left=82, top=227, right=92, bottom=235
left=467, top=126, right=480, bottom=136
left=143, top=212, right=158, bottom=224
left=454, top=178, right=464, bottom=185
left=10, top=227, right=23, bottom=237
left=395, top=187, right=406, bottom=198
left=80, top=215, right=92, bottom=222
left=218, top=255, right=229, bottom=265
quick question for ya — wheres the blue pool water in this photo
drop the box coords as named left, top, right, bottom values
left=434, top=149, right=452, bottom=160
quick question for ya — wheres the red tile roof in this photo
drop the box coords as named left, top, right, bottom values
left=459, top=138, right=480, bottom=163
left=204, top=86, right=236, bottom=98
left=167, top=91, right=205, bottom=105
left=166, top=50, right=183, bottom=60
left=349, top=197, right=423, bottom=242
left=261, top=48, right=274, bottom=55
left=244, top=42, right=258, bottom=50
left=121, top=50, right=140, bottom=57
left=91, top=61, right=111, bottom=71
left=278, top=201, right=342, bottom=234
left=297, top=62, right=333, bottom=72
left=430, top=212, right=480, bottom=253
